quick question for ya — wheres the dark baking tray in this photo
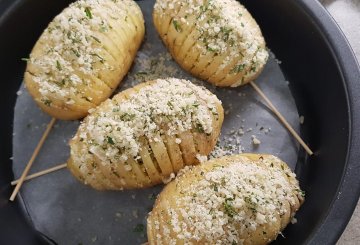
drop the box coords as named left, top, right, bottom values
left=0, top=0, right=359, bottom=244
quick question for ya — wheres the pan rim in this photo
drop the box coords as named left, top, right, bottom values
left=293, top=0, right=360, bottom=244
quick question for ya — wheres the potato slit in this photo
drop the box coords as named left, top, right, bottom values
left=139, top=138, right=163, bottom=184
left=149, top=135, right=174, bottom=177
left=161, top=134, right=184, bottom=173
left=113, top=161, right=138, bottom=188
left=171, top=3, right=198, bottom=57
left=126, top=157, right=151, bottom=187
left=88, top=153, right=118, bottom=190
left=178, top=131, right=197, bottom=165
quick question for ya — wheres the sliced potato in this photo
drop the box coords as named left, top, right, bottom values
left=147, top=154, right=304, bottom=244
left=68, top=78, right=224, bottom=190
left=24, top=0, right=144, bottom=120
left=153, top=0, right=269, bottom=87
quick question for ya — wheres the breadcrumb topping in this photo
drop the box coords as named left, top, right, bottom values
left=150, top=155, right=304, bottom=244
left=73, top=78, right=221, bottom=166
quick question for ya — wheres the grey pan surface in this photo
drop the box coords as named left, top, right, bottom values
left=0, top=0, right=359, bottom=244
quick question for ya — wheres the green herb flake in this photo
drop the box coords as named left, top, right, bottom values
left=107, top=136, right=115, bottom=145
left=230, top=64, right=246, bottom=74
left=71, top=48, right=80, bottom=57
left=172, top=20, right=182, bottom=32
left=136, top=71, right=148, bottom=75
left=133, top=223, right=145, bottom=233
left=206, top=45, right=217, bottom=53
left=85, top=7, right=93, bottom=19
left=167, top=101, right=174, bottom=109
left=223, top=198, right=237, bottom=218
left=42, top=99, right=52, bottom=107
left=91, top=35, right=101, bottom=43
left=21, top=58, right=30, bottom=62
left=244, top=196, right=258, bottom=213
left=220, top=27, right=232, bottom=42
left=56, top=60, right=62, bottom=71
left=299, top=190, right=305, bottom=197
left=195, top=123, right=205, bottom=134
left=212, top=183, right=218, bottom=192
left=91, top=53, right=105, bottom=63
left=148, top=193, right=157, bottom=200
left=120, top=113, right=135, bottom=121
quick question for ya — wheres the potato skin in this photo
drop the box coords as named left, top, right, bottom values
left=24, top=0, right=144, bottom=120
left=153, top=0, right=269, bottom=87
left=67, top=78, right=224, bottom=190
left=147, top=154, right=304, bottom=245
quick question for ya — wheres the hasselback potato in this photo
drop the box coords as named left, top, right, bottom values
left=24, top=0, right=144, bottom=120
left=147, top=154, right=304, bottom=245
left=153, top=0, right=269, bottom=87
left=68, top=78, right=224, bottom=190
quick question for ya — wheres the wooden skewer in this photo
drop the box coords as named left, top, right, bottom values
left=249, top=81, right=313, bottom=155
left=9, top=117, right=57, bottom=201
left=11, top=163, right=67, bottom=186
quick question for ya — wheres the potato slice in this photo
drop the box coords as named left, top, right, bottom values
left=68, top=78, right=223, bottom=190
left=178, top=131, right=197, bottom=165
left=147, top=154, right=304, bottom=244
left=25, top=0, right=144, bottom=120
left=153, top=0, right=269, bottom=87
left=139, top=138, right=163, bottom=184
left=149, top=133, right=174, bottom=176
left=162, top=134, right=184, bottom=173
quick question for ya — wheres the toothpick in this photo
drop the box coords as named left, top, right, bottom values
left=11, top=163, right=67, bottom=186
left=10, top=117, right=57, bottom=201
left=249, top=81, right=313, bottom=155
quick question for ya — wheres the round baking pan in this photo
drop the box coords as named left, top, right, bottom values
left=0, top=0, right=359, bottom=244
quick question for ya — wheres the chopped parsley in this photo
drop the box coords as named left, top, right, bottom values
left=71, top=48, right=80, bottom=57
left=42, top=99, right=52, bottom=107
left=195, top=123, right=205, bottom=134
left=172, top=20, right=182, bottom=32
left=91, top=35, right=101, bottom=43
left=230, top=64, right=246, bottom=74
left=120, top=113, right=135, bottom=121
left=56, top=60, right=62, bottom=70
left=90, top=53, right=105, bottom=63
left=206, top=45, right=217, bottom=53
left=223, top=198, right=237, bottom=218
left=148, top=193, right=157, bottom=200
left=84, top=7, right=93, bottom=19
left=244, top=196, right=258, bottom=213
left=107, top=136, right=115, bottom=145
left=133, top=223, right=145, bottom=233
left=220, top=27, right=232, bottom=42
left=299, top=190, right=305, bottom=197
left=136, top=71, right=148, bottom=75
left=21, top=58, right=29, bottom=62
